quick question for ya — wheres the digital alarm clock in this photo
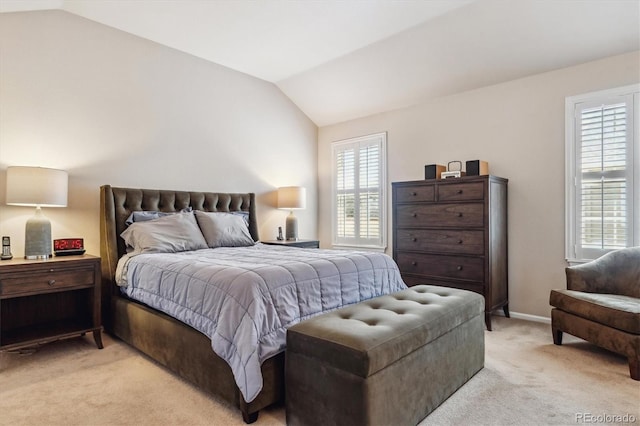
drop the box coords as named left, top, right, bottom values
left=53, top=238, right=85, bottom=256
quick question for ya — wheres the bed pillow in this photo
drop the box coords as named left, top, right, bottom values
left=195, top=210, right=255, bottom=248
left=125, top=207, right=193, bottom=226
left=121, top=211, right=207, bottom=254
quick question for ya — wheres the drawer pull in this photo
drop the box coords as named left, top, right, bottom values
left=457, top=212, right=463, bottom=217
left=411, top=261, right=417, bottom=266
left=48, top=279, right=56, bottom=286
left=457, top=240, right=463, bottom=244
left=412, top=237, right=417, bottom=242
left=457, top=189, right=463, bottom=194
left=412, top=213, right=417, bottom=218
left=411, top=192, right=417, bottom=196
left=456, top=266, right=463, bottom=271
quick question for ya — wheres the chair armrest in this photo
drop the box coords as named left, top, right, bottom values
left=565, top=263, right=602, bottom=293
left=565, top=247, right=640, bottom=297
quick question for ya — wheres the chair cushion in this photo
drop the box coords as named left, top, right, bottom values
left=550, top=289, right=640, bottom=334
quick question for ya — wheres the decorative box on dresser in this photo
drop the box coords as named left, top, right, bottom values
left=392, top=175, right=508, bottom=330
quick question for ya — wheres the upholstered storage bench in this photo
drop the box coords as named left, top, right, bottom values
left=285, top=285, right=485, bottom=426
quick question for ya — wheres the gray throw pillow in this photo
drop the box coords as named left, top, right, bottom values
left=125, top=207, right=193, bottom=226
left=195, top=210, right=255, bottom=248
left=121, top=211, right=207, bottom=254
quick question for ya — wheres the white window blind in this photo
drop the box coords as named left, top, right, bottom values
left=566, top=85, right=639, bottom=262
left=332, top=133, right=386, bottom=249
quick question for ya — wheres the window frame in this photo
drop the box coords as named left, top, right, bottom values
left=565, top=84, right=640, bottom=263
left=331, top=132, right=387, bottom=251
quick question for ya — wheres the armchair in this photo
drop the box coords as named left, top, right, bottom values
left=549, top=247, right=640, bottom=380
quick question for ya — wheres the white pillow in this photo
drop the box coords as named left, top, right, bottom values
left=195, top=210, right=255, bottom=248
left=121, top=211, right=208, bottom=254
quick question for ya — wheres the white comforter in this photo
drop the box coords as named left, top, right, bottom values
left=116, top=243, right=407, bottom=402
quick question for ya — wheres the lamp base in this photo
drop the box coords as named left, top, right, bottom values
left=24, top=207, right=52, bottom=259
left=285, top=211, right=298, bottom=241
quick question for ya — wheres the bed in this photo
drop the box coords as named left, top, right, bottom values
left=99, top=185, right=406, bottom=423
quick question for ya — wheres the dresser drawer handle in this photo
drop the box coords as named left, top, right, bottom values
left=48, top=279, right=56, bottom=286
left=411, top=192, right=417, bottom=196
left=456, top=266, right=463, bottom=271
left=457, top=239, right=463, bottom=244
left=411, top=261, right=417, bottom=266
left=412, top=213, right=417, bottom=218
left=457, top=189, right=463, bottom=194
left=457, top=212, right=463, bottom=217
left=412, top=237, right=417, bottom=242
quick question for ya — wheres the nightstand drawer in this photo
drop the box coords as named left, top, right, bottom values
left=395, top=203, right=484, bottom=228
left=0, top=267, right=95, bottom=297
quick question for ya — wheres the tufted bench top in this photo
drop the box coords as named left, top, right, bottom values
left=287, top=285, right=484, bottom=378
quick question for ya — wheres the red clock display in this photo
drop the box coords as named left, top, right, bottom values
left=54, top=238, right=85, bottom=254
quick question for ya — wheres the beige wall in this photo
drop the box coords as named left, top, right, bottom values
left=318, top=51, right=640, bottom=319
left=0, top=10, right=318, bottom=257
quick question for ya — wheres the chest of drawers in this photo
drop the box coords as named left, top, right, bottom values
left=392, top=175, right=508, bottom=330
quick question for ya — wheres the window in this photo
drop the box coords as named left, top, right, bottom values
left=565, top=85, right=639, bottom=262
left=332, top=132, right=387, bottom=250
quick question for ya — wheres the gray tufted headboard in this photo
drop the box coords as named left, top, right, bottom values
left=99, top=185, right=258, bottom=327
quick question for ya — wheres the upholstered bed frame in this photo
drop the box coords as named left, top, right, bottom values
left=99, top=185, right=283, bottom=423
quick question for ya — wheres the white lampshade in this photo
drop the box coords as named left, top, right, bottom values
left=5, top=166, right=68, bottom=259
left=6, top=166, right=68, bottom=207
left=277, top=186, right=306, bottom=210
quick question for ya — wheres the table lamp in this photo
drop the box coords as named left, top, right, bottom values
left=5, top=166, right=68, bottom=259
left=277, top=186, right=306, bottom=241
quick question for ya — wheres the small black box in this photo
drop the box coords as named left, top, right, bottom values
left=465, top=160, right=489, bottom=176
left=425, top=164, right=446, bottom=180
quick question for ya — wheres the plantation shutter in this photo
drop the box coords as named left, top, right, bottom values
left=575, top=95, right=634, bottom=259
left=332, top=133, right=386, bottom=248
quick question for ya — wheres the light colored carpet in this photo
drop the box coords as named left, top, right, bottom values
left=0, top=317, right=638, bottom=426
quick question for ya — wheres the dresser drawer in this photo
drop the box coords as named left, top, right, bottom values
left=395, top=203, right=484, bottom=228
left=396, top=252, right=484, bottom=282
left=438, top=182, right=484, bottom=202
left=0, top=267, right=95, bottom=297
left=395, top=229, right=484, bottom=255
left=395, top=185, right=435, bottom=203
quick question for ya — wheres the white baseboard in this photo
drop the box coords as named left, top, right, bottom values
left=494, top=310, right=551, bottom=324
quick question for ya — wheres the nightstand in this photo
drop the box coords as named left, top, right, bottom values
left=0, top=255, right=103, bottom=351
left=262, top=239, right=320, bottom=249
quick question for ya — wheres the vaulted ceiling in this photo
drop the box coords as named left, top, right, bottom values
left=2, top=0, right=639, bottom=126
